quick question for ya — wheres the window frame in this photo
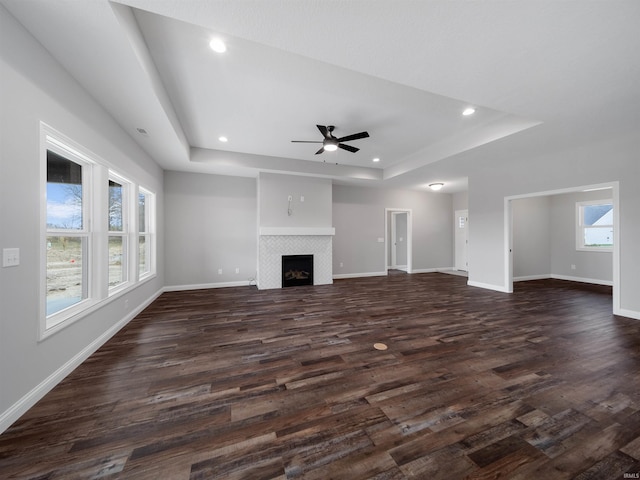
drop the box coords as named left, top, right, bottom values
left=42, top=126, right=96, bottom=334
left=576, top=199, right=614, bottom=252
left=137, top=187, right=156, bottom=280
left=107, top=171, right=133, bottom=294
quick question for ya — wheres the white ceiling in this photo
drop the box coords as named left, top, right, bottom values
left=3, top=0, right=640, bottom=193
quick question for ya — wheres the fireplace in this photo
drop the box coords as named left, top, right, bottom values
left=258, top=228, right=333, bottom=290
left=282, top=254, right=314, bottom=287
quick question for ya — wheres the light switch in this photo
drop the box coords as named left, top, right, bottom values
left=377, top=237, right=384, bottom=243
left=3, top=248, right=20, bottom=267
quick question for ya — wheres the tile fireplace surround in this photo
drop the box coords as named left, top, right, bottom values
left=258, top=227, right=335, bottom=289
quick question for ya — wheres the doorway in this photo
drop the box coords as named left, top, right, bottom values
left=385, top=208, right=412, bottom=274
left=504, top=181, right=619, bottom=315
left=454, top=209, right=468, bottom=271
left=390, top=212, right=408, bottom=271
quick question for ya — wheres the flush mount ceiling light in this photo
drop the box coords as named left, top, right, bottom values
left=218, top=136, right=228, bottom=143
left=429, top=183, right=444, bottom=191
left=462, top=107, right=476, bottom=116
left=209, top=38, right=227, bottom=53
left=372, top=157, right=380, bottom=163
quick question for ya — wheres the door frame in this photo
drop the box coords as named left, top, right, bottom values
left=385, top=208, right=412, bottom=274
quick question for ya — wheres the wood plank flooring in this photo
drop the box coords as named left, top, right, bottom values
left=2, top=274, right=640, bottom=479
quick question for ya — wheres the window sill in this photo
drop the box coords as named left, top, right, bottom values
left=40, top=273, right=157, bottom=341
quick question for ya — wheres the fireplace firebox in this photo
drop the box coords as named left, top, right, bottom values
left=282, top=254, right=314, bottom=287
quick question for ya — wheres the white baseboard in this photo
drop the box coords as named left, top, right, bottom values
left=514, top=274, right=612, bottom=286
left=411, top=268, right=438, bottom=273
left=550, top=274, right=613, bottom=286
left=333, top=271, right=387, bottom=280
left=467, top=280, right=511, bottom=293
left=334, top=268, right=453, bottom=278
left=0, top=288, right=163, bottom=435
left=514, top=274, right=551, bottom=282
left=164, top=280, right=252, bottom=292
left=615, top=307, right=640, bottom=320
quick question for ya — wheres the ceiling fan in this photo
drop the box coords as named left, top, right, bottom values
left=291, top=125, right=369, bottom=154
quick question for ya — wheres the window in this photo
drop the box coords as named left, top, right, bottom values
left=138, top=188, right=155, bottom=278
left=45, top=143, right=92, bottom=322
left=108, top=174, right=130, bottom=291
left=577, top=200, right=613, bottom=251
left=41, top=123, right=157, bottom=337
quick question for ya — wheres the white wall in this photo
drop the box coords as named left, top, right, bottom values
left=512, top=196, right=551, bottom=280
left=0, top=5, right=164, bottom=432
left=549, top=191, right=613, bottom=283
left=452, top=191, right=469, bottom=211
left=333, top=185, right=452, bottom=276
left=258, top=172, right=332, bottom=228
left=164, top=172, right=257, bottom=288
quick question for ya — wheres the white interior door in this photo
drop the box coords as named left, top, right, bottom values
left=390, top=212, right=407, bottom=270
left=385, top=208, right=413, bottom=274
left=391, top=212, right=397, bottom=268
left=454, top=209, right=468, bottom=271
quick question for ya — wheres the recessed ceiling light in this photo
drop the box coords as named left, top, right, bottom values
left=209, top=38, right=227, bottom=53
left=372, top=157, right=380, bottom=163
left=462, top=107, right=476, bottom=116
left=429, top=183, right=444, bottom=191
left=136, top=127, right=148, bottom=136
left=218, top=136, right=228, bottom=142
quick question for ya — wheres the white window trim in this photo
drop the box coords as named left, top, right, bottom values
left=138, top=187, right=156, bottom=281
left=576, top=199, right=613, bottom=252
left=41, top=124, right=98, bottom=335
left=108, top=171, right=133, bottom=295
left=39, top=122, right=158, bottom=340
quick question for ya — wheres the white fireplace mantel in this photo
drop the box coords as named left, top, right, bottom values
left=259, top=227, right=335, bottom=236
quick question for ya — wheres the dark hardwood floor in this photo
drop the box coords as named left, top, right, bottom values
left=2, top=274, right=640, bottom=479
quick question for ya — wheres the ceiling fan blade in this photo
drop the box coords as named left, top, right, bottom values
left=291, top=140, right=323, bottom=143
left=315, top=147, right=325, bottom=155
left=337, top=131, right=369, bottom=142
left=316, top=125, right=330, bottom=138
left=338, top=143, right=359, bottom=153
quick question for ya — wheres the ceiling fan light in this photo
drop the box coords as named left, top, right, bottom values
left=429, top=183, right=444, bottom=191
left=324, top=143, right=338, bottom=152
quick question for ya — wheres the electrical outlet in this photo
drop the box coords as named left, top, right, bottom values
left=235, top=267, right=240, bottom=274
left=377, top=237, right=384, bottom=243
left=300, top=196, right=304, bottom=202
left=571, top=264, right=576, bottom=270
left=339, top=262, right=343, bottom=268
left=218, top=268, right=223, bottom=275
left=2, top=248, right=19, bottom=267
